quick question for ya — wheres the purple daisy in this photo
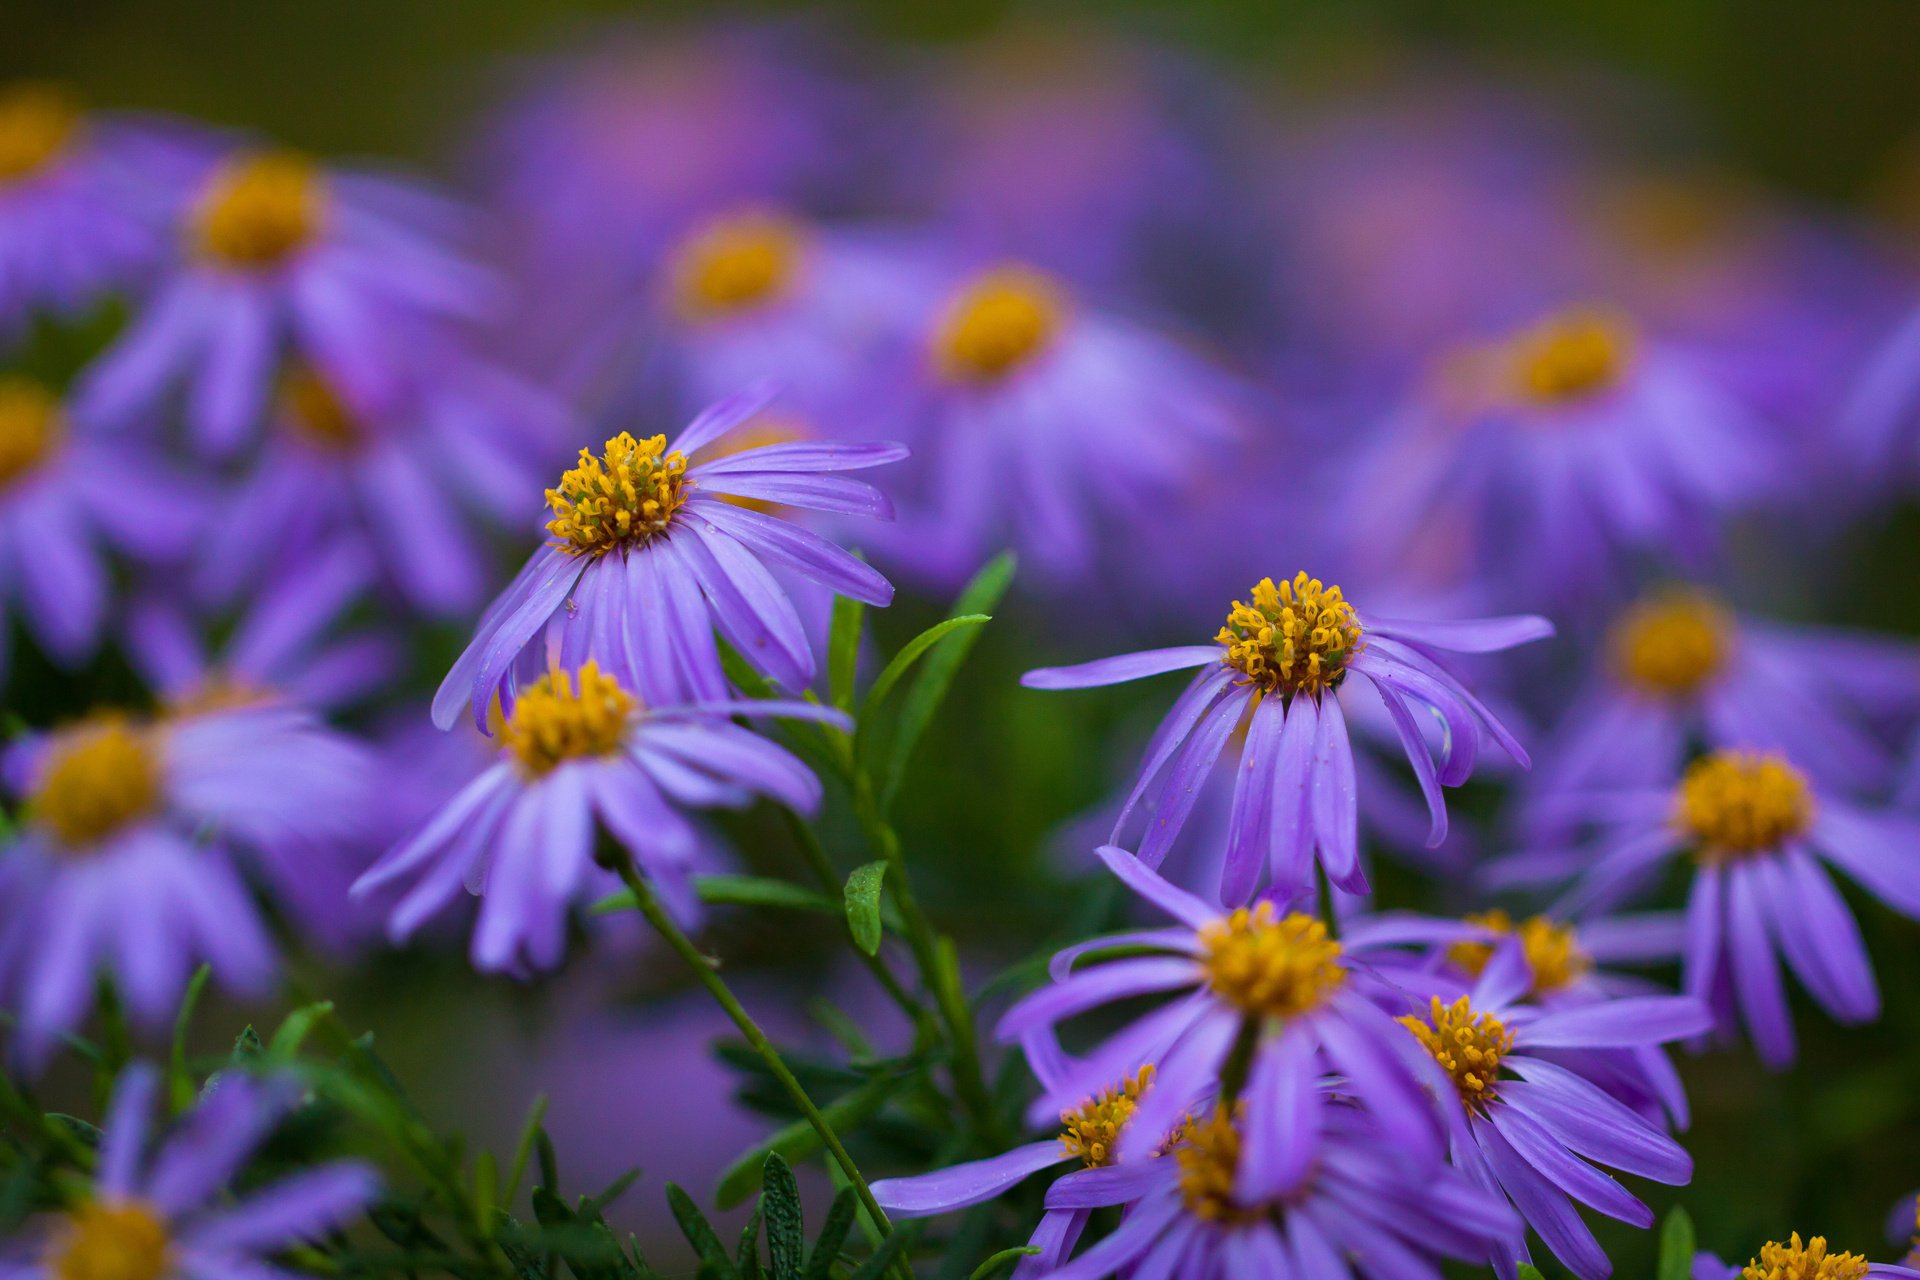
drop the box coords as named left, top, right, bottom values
left=76, top=144, right=495, bottom=457
left=1023, top=571, right=1549, bottom=899
left=2, top=1063, right=377, bottom=1280
left=1395, top=940, right=1708, bottom=1280
left=0, top=375, right=203, bottom=676
left=1692, top=1233, right=1920, bottom=1280
left=360, top=660, right=846, bottom=975
left=430, top=384, right=902, bottom=727
left=0, top=705, right=372, bottom=1069
left=1502, top=748, right=1920, bottom=1070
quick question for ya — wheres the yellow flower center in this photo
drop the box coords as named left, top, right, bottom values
left=1401, top=995, right=1514, bottom=1111
left=1200, top=901, right=1346, bottom=1019
left=191, top=151, right=326, bottom=269
left=29, top=716, right=163, bottom=851
left=1740, top=1234, right=1870, bottom=1280
left=278, top=366, right=366, bottom=452
left=1447, top=910, right=1590, bottom=995
left=1217, top=573, right=1364, bottom=699
left=1676, top=751, right=1814, bottom=860
left=49, top=1200, right=171, bottom=1280
left=501, top=662, right=638, bottom=777
left=1505, top=307, right=1636, bottom=407
left=0, top=83, right=83, bottom=185
left=1057, top=1065, right=1153, bottom=1169
left=668, top=210, right=806, bottom=320
left=933, top=266, right=1064, bottom=382
left=1175, top=1105, right=1261, bottom=1225
left=545, top=432, right=691, bottom=557
left=1609, top=591, right=1733, bottom=698
left=0, top=376, right=64, bottom=492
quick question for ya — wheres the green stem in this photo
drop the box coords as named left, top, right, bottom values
left=1315, top=860, right=1342, bottom=941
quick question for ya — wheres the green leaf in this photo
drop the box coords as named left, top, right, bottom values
left=761, top=1154, right=805, bottom=1280
left=828, top=593, right=866, bottom=713
left=231, top=1025, right=263, bottom=1061
left=968, top=1247, right=1041, bottom=1280
left=802, top=1190, right=857, bottom=1280
left=714, top=1075, right=904, bottom=1209
left=504, top=1098, right=551, bottom=1205
left=848, top=1222, right=922, bottom=1280
left=169, top=965, right=212, bottom=1110
left=267, top=1001, right=335, bottom=1061
left=592, top=875, right=840, bottom=919
left=843, top=862, right=888, bottom=956
left=1516, top=1266, right=1549, bottom=1280
left=1658, top=1206, right=1697, bottom=1280
left=856, top=614, right=992, bottom=747
left=666, top=1184, right=735, bottom=1280
left=735, top=1205, right=764, bottom=1280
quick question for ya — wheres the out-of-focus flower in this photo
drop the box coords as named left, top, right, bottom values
left=78, top=146, right=495, bottom=456
left=358, top=660, right=845, bottom=974
left=1023, top=572, right=1548, bottom=898
left=3, top=1064, right=377, bottom=1280
left=1396, top=941, right=1706, bottom=1280
left=1692, top=1233, right=1920, bottom=1280
left=0, top=375, right=203, bottom=676
left=0, top=705, right=371, bottom=1068
left=1500, top=748, right=1920, bottom=1069
left=431, top=385, right=901, bottom=726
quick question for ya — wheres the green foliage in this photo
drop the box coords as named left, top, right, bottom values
left=844, top=861, right=889, bottom=955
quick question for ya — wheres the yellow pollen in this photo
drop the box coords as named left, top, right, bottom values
left=545, top=432, right=691, bottom=556
left=28, top=716, right=163, bottom=851
left=1740, top=1234, right=1870, bottom=1280
left=934, top=265, right=1064, bottom=382
left=1505, top=307, right=1636, bottom=407
left=1175, top=1105, right=1261, bottom=1225
left=278, top=366, right=367, bottom=452
left=192, top=151, right=326, bottom=269
left=669, top=210, right=806, bottom=319
left=501, top=662, right=638, bottom=777
left=0, top=83, right=83, bottom=184
left=49, top=1200, right=171, bottom=1280
left=1199, top=901, right=1346, bottom=1019
left=1217, top=572, right=1364, bottom=699
left=0, top=375, right=64, bottom=491
left=1609, top=590, right=1733, bottom=698
left=1401, top=995, right=1514, bottom=1111
left=1447, top=910, right=1590, bottom=995
left=1676, top=751, right=1814, bottom=860
left=1057, top=1065, right=1154, bottom=1169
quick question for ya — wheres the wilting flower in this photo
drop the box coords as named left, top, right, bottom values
left=1692, top=1233, right=1920, bottom=1280
left=360, top=661, right=845, bottom=974
left=1032, top=1097, right=1516, bottom=1280
left=1396, top=941, right=1707, bottom=1280
left=1023, top=571, right=1548, bottom=898
left=0, top=705, right=371, bottom=1067
left=432, top=385, right=901, bottom=726
left=0, top=375, right=202, bottom=675
left=999, top=846, right=1453, bottom=1180
left=1505, top=748, right=1920, bottom=1069
left=78, top=146, right=494, bottom=455
left=5, top=1064, right=377, bottom=1280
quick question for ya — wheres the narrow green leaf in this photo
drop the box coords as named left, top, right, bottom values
left=761, top=1154, right=805, bottom=1280
left=857, top=615, right=991, bottom=730
left=968, top=1247, right=1041, bottom=1280
left=843, top=862, right=888, bottom=955
left=735, top=1205, right=764, bottom=1280
left=802, top=1190, right=857, bottom=1280
left=231, top=1025, right=263, bottom=1061
left=504, top=1097, right=550, bottom=1205
left=592, top=875, right=841, bottom=918
left=1516, top=1266, right=1549, bottom=1280
left=1657, top=1206, right=1696, bottom=1280
left=473, top=1150, right=498, bottom=1238
left=169, top=965, right=212, bottom=1110
left=847, top=1222, right=922, bottom=1280
left=666, top=1184, right=734, bottom=1278
left=267, top=1001, right=335, bottom=1061
left=828, top=593, right=866, bottom=713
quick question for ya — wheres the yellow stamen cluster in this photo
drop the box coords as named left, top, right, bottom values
left=501, top=662, right=638, bottom=777
left=1175, top=1105, right=1260, bottom=1225
left=48, top=1200, right=172, bottom=1280
left=1447, top=910, right=1590, bottom=995
left=1199, top=901, right=1346, bottom=1019
left=1217, top=573, right=1364, bottom=698
left=1675, top=751, right=1814, bottom=861
left=0, top=83, right=82, bottom=184
left=1740, top=1234, right=1870, bottom=1280
left=1504, top=307, right=1635, bottom=407
left=1057, top=1065, right=1154, bottom=1168
left=1401, top=995, right=1514, bottom=1110
left=279, top=366, right=366, bottom=452
left=192, top=151, right=326, bottom=269
left=545, top=433, right=690, bottom=556
left=29, top=716, right=163, bottom=851
left=934, top=266, right=1063, bottom=382
left=0, top=375, right=64, bottom=491
left=1609, top=591, right=1733, bottom=697
left=669, top=210, right=805, bottom=319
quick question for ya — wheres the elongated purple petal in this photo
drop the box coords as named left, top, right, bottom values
left=870, top=1141, right=1064, bottom=1216
left=1023, top=647, right=1221, bottom=690
left=1093, top=845, right=1217, bottom=929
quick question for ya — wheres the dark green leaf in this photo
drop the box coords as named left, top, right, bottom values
left=169, top=965, right=212, bottom=1110
left=828, top=593, right=866, bottom=712
left=761, top=1153, right=804, bottom=1280
left=1658, top=1206, right=1696, bottom=1280
left=666, top=1184, right=735, bottom=1280
left=968, top=1247, right=1041, bottom=1280
left=858, top=615, right=991, bottom=731
left=714, top=1074, right=906, bottom=1209
left=1516, top=1266, right=1549, bottom=1280
left=735, top=1205, right=764, bottom=1280
left=802, top=1190, right=857, bottom=1280
left=231, top=1025, right=263, bottom=1061
left=848, top=1222, right=923, bottom=1280
left=267, top=1001, right=335, bottom=1061
left=843, top=862, right=888, bottom=955
left=592, top=876, right=839, bottom=919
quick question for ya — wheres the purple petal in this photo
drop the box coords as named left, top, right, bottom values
left=870, top=1141, right=1064, bottom=1216
left=691, top=440, right=910, bottom=475
left=1486, top=1105, right=1650, bottom=1227
left=1093, top=845, right=1217, bottom=929
left=1364, top=614, right=1555, bottom=654
left=1023, top=647, right=1221, bottom=690
left=1726, top=863, right=1796, bottom=1070
left=186, top=1163, right=380, bottom=1251
left=686, top=502, right=893, bottom=605
left=672, top=380, right=781, bottom=456
left=995, top=958, right=1202, bottom=1041
left=1520, top=997, right=1713, bottom=1049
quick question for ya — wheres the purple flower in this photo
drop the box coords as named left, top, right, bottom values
left=1395, top=941, right=1707, bottom=1280
left=0, top=706, right=372, bottom=1069
left=0, top=375, right=203, bottom=675
left=1030, top=1096, right=1516, bottom=1280
left=359, top=660, right=846, bottom=975
left=430, top=384, right=902, bottom=726
left=1500, top=749, right=1920, bottom=1070
left=1691, top=1234, right=1920, bottom=1280
left=77, top=146, right=495, bottom=456
left=3, top=1064, right=376, bottom=1280
left=1023, top=572, right=1548, bottom=899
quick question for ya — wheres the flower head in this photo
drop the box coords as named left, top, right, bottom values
left=545, top=434, right=691, bottom=556
left=1742, top=1235, right=1871, bottom=1280
left=668, top=210, right=805, bottom=320
left=932, top=266, right=1063, bottom=383
left=1676, top=751, right=1814, bottom=859
left=1609, top=589, right=1732, bottom=698
left=1501, top=306, right=1636, bottom=407
left=1447, top=909, right=1590, bottom=995
left=0, top=83, right=82, bottom=185
left=190, top=150, right=325, bottom=269
left=1217, top=573, right=1364, bottom=698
